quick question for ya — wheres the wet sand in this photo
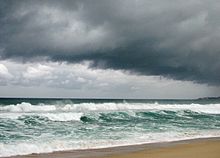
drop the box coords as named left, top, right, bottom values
left=6, top=137, right=220, bottom=158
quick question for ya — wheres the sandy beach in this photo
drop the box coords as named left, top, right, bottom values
left=6, top=137, right=220, bottom=158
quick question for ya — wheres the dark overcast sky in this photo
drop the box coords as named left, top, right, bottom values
left=0, top=0, right=220, bottom=98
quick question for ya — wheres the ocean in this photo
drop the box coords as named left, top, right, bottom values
left=0, top=98, right=220, bottom=157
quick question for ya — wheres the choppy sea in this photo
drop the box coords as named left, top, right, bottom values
left=0, top=98, right=220, bottom=157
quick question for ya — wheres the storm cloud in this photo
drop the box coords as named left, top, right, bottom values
left=0, top=0, right=220, bottom=85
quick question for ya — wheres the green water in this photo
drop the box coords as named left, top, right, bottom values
left=0, top=98, right=220, bottom=157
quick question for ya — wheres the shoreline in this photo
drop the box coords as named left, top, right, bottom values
left=4, top=137, right=220, bottom=158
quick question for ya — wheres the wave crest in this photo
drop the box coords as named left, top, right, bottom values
left=0, top=102, right=56, bottom=112
left=0, top=102, right=220, bottom=114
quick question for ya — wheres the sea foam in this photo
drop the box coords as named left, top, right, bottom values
left=1, top=102, right=220, bottom=114
left=0, top=130, right=219, bottom=157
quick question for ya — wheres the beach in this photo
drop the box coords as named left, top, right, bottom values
left=6, top=138, right=220, bottom=158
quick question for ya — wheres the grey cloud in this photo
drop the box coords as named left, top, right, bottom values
left=0, top=0, right=220, bottom=85
left=1, top=60, right=219, bottom=99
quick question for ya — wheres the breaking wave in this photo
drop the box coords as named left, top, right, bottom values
left=1, top=102, right=220, bottom=114
left=0, top=100, right=220, bottom=157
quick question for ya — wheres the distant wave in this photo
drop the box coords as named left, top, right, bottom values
left=1, top=102, right=220, bottom=114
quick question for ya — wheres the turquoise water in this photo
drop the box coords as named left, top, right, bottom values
left=0, top=98, right=220, bottom=157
